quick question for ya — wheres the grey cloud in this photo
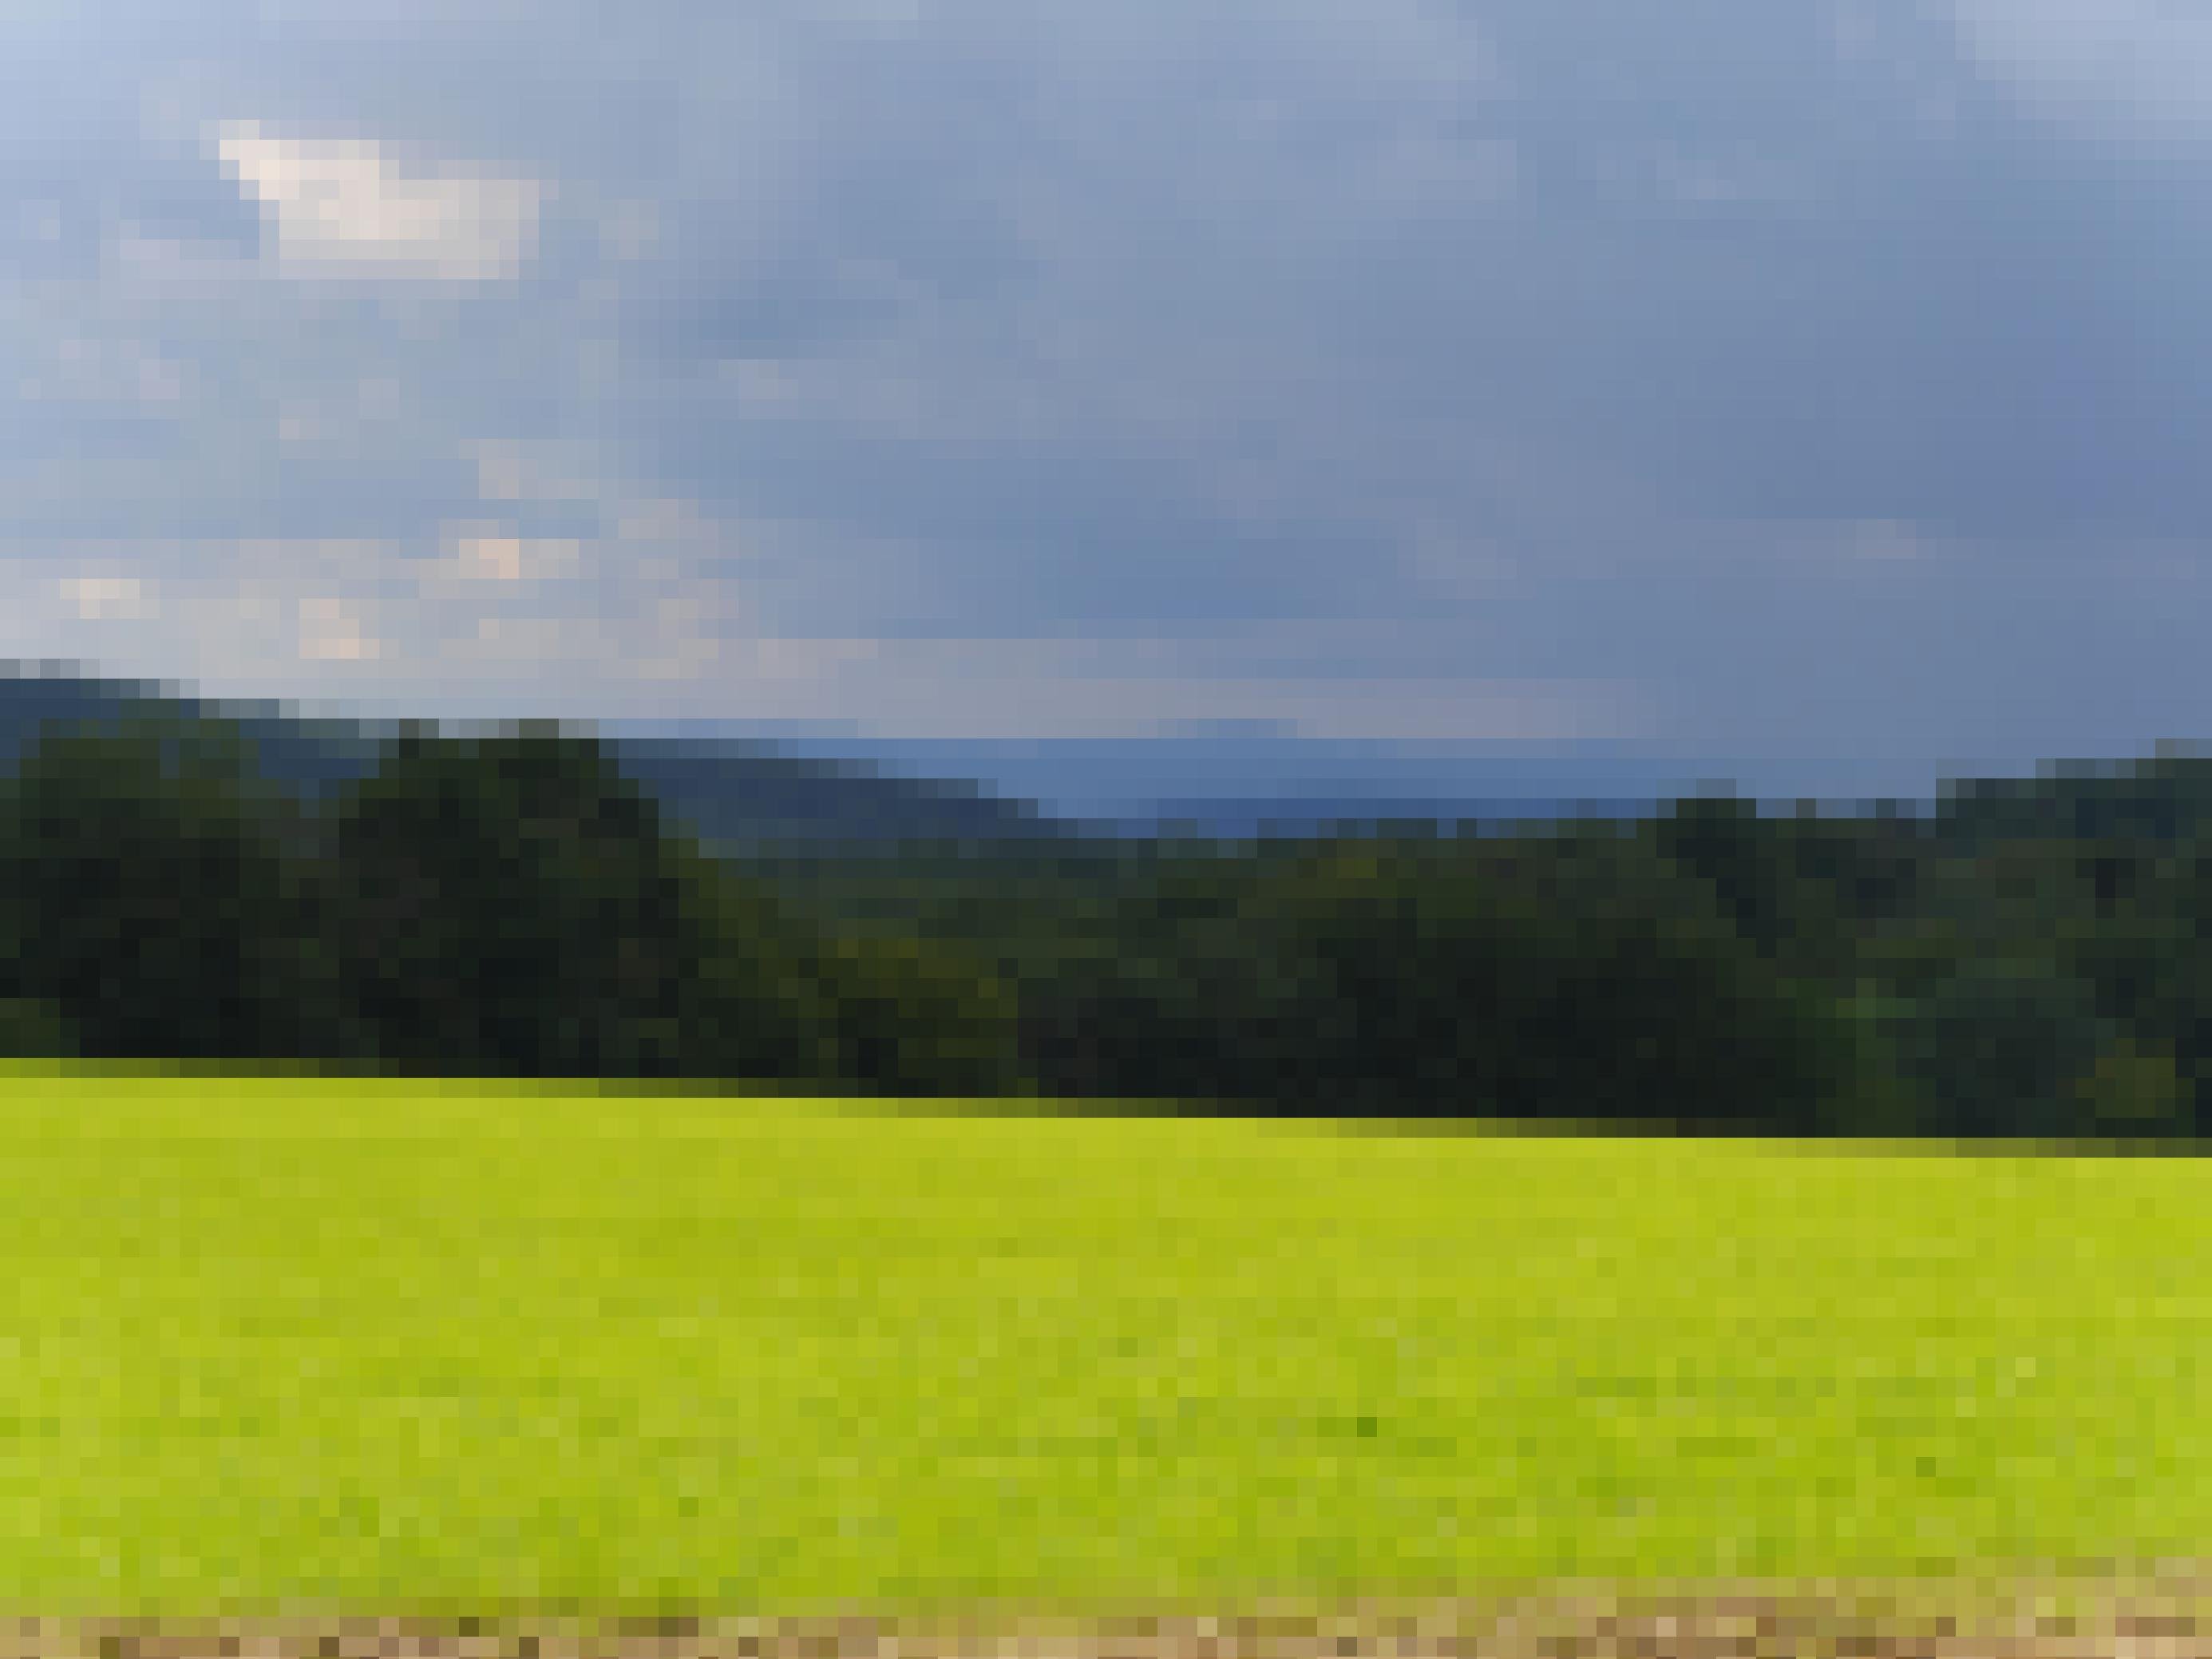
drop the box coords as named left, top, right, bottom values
left=0, top=0, right=2202, bottom=752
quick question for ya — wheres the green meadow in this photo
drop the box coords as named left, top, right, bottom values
left=0, top=1063, right=2206, bottom=1627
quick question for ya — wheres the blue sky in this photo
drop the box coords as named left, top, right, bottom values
left=0, top=1, right=2202, bottom=782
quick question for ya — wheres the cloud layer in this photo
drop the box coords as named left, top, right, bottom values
left=0, top=1, right=2198, bottom=761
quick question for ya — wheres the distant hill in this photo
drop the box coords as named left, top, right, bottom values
left=14, top=663, right=2208, bottom=854
left=1131, top=794, right=1668, bottom=838
left=0, top=666, right=1082, bottom=855
left=0, top=669, right=1741, bottom=849
left=657, top=732, right=1968, bottom=834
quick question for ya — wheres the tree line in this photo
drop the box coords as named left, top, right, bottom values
left=4, top=708, right=2212, bottom=1138
left=0, top=714, right=1025, bottom=1095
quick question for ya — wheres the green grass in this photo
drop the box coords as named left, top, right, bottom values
left=0, top=1063, right=2204, bottom=1625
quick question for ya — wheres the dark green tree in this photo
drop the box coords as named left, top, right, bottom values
left=0, top=713, right=336, bottom=1059
left=1239, top=834, right=1860, bottom=1127
left=323, top=723, right=837, bottom=1082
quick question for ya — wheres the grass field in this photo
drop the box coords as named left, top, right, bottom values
left=0, top=1063, right=2207, bottom=1646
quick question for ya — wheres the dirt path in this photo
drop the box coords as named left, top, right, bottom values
left=18, top=1579, right=2212, bottom=1659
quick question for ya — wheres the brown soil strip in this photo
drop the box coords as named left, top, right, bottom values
left=15, top=1574, right=2212, bottom=1659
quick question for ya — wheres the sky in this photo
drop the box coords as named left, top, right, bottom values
left=0, top=1, right=2206, bottom=786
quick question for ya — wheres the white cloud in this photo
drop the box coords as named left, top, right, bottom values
left=212, top=118, right=547, bottom=280
left=296, top=594, right=382, bottom=661
left=433, top=524, right=584, bottom=584
left=57, top=574, right=156, bottom=623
